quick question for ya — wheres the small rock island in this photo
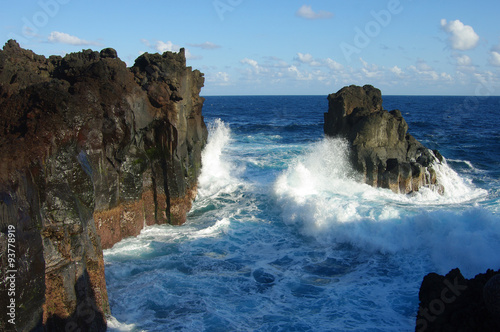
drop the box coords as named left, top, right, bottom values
left=324, top=84, right=443, bottom=194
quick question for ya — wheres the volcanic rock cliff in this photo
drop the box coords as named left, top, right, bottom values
left=324, top=84, right=443, bottom=194
left=0, top=40, right=207, bottom=331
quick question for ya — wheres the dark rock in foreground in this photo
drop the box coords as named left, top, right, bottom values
left=415, top=268, right=500, bottom=331
left=0, top=40, right=207, bottom=331
left=324, top=84, right=443, bottom=194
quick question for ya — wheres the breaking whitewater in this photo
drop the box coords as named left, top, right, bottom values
left=105, top=95, right=500, bottom=331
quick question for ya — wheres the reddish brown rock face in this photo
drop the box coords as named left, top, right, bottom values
left=0, top=40, right=207, bottom=331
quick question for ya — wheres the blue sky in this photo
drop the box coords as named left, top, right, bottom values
left=2, top=0, right=500, bottom=96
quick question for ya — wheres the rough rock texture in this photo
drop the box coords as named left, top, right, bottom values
left=0, top=40, right=207, bottom=331
left=415, top=268, right=500, bottom=331
left=324, top=85, right=443, bottom=194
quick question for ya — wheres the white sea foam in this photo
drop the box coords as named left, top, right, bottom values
left=402, top=155, right=488, bottom=205
left=197, top=118, right=242, bottom=199
left=107, top=315, right=144, bottom=332
left=104, top=97, right=500, bottom=331
left=274, top=137, right=500, bottom=277
left=192, top=217, right=231, bottom=238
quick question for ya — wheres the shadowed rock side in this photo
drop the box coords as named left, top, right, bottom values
left=415, top=268, right=500, bottom=332
left=0, top=40, right=207, bottom=331
left=324, top=84, right=443, bottom=194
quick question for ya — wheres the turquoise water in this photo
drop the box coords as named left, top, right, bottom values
left=105, top=96, right=500, bottom=331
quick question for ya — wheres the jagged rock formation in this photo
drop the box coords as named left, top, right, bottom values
left=324, top=84, right=443, bottom=194
left=0, top=40, right=207, bottom=331
left=415, top=268, right=500, bottom=331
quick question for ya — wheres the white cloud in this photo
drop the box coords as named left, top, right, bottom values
left=48, top=31, right=101, bottom=46
left=207, top=71, right=231, bottom=86
left=216, top=72, right=229, bottom=82
left=390, top=66, right=403, bottom=76
left=229, top=49, right=500, bottom=94
left=262, top=56, right=290, bottom=69
left=325, top=58, right=343, bottom=71
left=416, top=59, right=433, bottom=71
left=455, top=54, right=472, bottom=67
left=440, top=72, right=453, bottom=81
left=489, top=51, right=500, bottom=66
left=140, top=39, right=151, bottom=48
left=153, top=40, right=200, bottom=60
left=296, top=5, right=333, bottom=20
left=296, top=52, right=313, bottom=63
left=440, top=19, right=479, bottom=50
left=241, top=58, right=268, bottom=75
left=155, top=40, right=179, bottom=53
left=359, top=58, right=369, bottom=68
left=287, top=65, right=313, bottom=80
left=359, top=58, right=382, bottom=78
left=187, top=42, right=221, bottom=50
left=295, top=53, right=344, bottom=71
left=409, top=63, right=441, bottom=81
left=241, top=58, right=259, bottom=69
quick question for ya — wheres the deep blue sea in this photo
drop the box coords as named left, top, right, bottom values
left=105, top=96, right=500, bottom=331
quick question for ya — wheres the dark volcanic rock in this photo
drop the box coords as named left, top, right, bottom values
left=415, top=268, right=500, bottom=331
left=0, top=40, right=207, bottom=331
left=324, top=85, right=442, bottom=194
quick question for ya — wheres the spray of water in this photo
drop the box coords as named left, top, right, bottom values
left=274, top=137, right=500, bottom=276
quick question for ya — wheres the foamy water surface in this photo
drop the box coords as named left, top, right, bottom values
left=105, top=96, right=500, bottom=331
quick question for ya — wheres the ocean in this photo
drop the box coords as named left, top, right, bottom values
left=105, top=95, right=500, bottom=331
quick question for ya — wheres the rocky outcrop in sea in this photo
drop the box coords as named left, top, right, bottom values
left=324, top=84, right=443, bottom=194
left=0, top=40, right=207, bottom=331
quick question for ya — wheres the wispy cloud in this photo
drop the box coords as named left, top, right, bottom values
left=141, top=39, right=201, bottom=60
left=296, top=5, right=333, bottom=20
left=187, top=42, right=221, bottom=50
left=48, top=31, right=101, bottom=46
left=240, top=58, right=267, bottom=74
left=233, top=52, right=497, bottom=94
left=489, top=41, right=500, bottom=67
left=155, top=40, right=180, bottom=53
left=324, top=58, right=343, bottom=71
left=489, top=51, right=500, bottom=66
left=206, top=71, right=231, bottom=86
left=296, top=52, right=313, bottom=63
left=440, top=19, right=479, bottom=51
left=408, top=59, right=451, bottom=82
left=295, top=52, right=343, bottom=70
left=455, top=54, right=472, bottom=67
left=390, top=66, right=403, bottom=76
